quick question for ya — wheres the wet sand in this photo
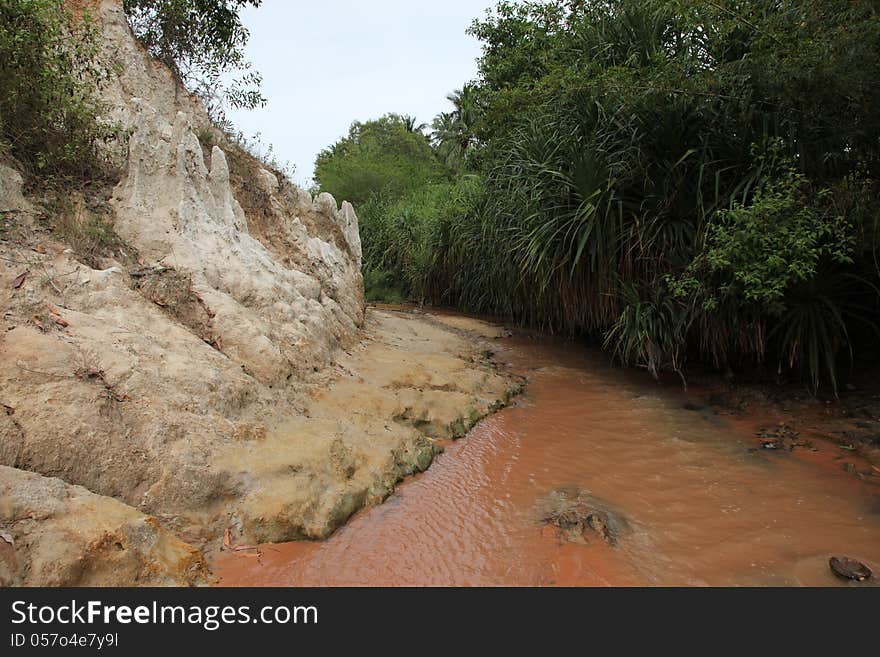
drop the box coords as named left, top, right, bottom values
left=215, top=320, right=880, bottom=587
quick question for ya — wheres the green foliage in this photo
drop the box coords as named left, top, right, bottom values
left=362, top=269, right=406, bottom=304
left=673, top=158, right=855, bottom=317
left=326, top=0, right=880, bottom=394
left=430, top=85, right=481, bottom=170
left=471, top=0, right=880, bottom=393
left=667, top=152, right=866, bottom=394
left=770, top=273, right=860, bottom=396
left=358, top=178, right=479, bottom=304
left=123, top=0, right=265, bottom=119
left=314, top=114, right=446, bottom=207
left=604, top=283, right=690, bottom=385
left=0, top=0, right=120, bottom=181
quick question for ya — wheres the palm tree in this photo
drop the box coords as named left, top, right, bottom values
left=400, top=114, right=428, bottom=135
left=431, top=84, right=479, bottom=169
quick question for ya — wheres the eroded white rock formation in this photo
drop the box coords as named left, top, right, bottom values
left=0, top=0, right=367, bottom=535
left=113, top=102, right=364, bottom=384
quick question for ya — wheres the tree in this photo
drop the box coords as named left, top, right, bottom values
left=122, top=0, right=265, bottom=119
left=430, top=85, right=480, bottom=169
left=400, top=114, right=428, bottom=135
left=314, top=114, right=446, bottom=206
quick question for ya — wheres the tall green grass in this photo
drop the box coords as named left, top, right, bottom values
left=338, top=0, right=880, bottom=394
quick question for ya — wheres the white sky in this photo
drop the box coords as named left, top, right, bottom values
left=225, top=0, right=498, bottom=186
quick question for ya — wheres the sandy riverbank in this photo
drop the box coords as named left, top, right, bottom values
left=0, top=306, right=519, bottom=585
left=209, top=307, right=521, bottom=550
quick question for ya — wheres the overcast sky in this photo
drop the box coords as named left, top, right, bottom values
left=224, top=0, right=498, bottom=186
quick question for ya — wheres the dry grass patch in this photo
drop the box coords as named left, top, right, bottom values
left=131, top=266, right=216, bottom=346
left=43, top=193, right=130, bottom=269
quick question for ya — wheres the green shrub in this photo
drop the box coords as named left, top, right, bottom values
left=315, top=114, right=447, bottom=207
left=604, top=283, right=690, bottom=386
left=665, top=154, right=867, bottom=393
left=0, top=0, right=119, bottom=182
left=363, top=269, right=406, bottom=304
left=677, top=162, right=854, bottom=317
left=358, top=178, right=481, bottom=305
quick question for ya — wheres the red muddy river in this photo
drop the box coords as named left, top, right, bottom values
left=215, top=332, right=880, bottom=586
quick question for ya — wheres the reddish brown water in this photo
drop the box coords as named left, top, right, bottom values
left=216, top=334, right=880, bottom=586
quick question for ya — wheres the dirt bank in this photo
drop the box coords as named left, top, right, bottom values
left=0, top=466, right=207, bottom=586
left=0, top=299, right=518, bottom=584
left=681, top=374, right=880, bottom=475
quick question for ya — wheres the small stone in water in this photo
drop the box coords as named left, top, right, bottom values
left=829, top=556, right=872, bottom=582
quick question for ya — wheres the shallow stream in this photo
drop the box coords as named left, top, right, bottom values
left=217, top=327, right=880, bottom=586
